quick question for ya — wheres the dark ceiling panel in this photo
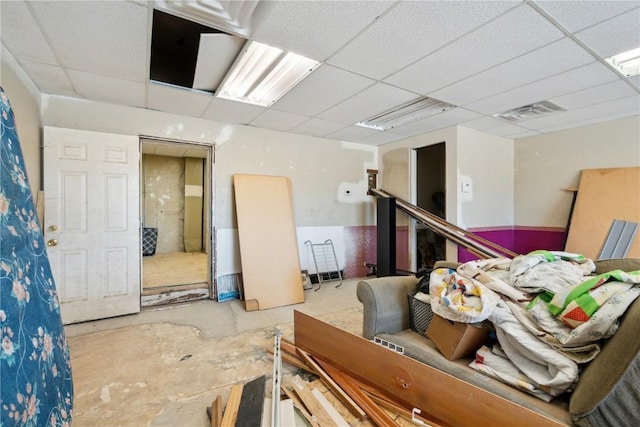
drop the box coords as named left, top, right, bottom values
left=150, top=9, right=221, bottom=89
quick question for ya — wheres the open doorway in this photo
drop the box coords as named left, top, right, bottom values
left=140, top=138, right=213, bottom=307
left=415, top=143, right=446, bottom=270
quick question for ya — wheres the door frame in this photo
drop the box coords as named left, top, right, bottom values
left=139, top=136, right=215, bottom=303
left=410, top=142, right=447, bottom=272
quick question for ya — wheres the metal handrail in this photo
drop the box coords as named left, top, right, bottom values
left=369, top=187, right=517, bottom=260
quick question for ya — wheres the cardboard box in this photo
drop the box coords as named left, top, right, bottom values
left=426, top=314, right=491, bottom=360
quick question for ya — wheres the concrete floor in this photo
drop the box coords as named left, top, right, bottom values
left=65, top=278, right=367, bottom=426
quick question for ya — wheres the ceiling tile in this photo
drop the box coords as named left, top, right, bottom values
left=251, top=1, right=395, bottom=61
left=326, top=125, right=381, bottom=142
left=389, top=108, right=482, bottom=136
left=356, top=132, right=408, bottom=146
left=460, top=116, right=511, bottom=131
left=202, top=97, right=265, bottom=124
left=520, top=95, right=640, bottom=131
left=0, top=1, right=58, bottom=64
left=273, top=65, right=375, bottom=117
left=30, top=1, right=148, bottom=81
left=549, top=80, right=638, bottom=110
left=249, top=109, right=309, bottom=132
left=504, top=129, right=540, bottom=139
left=328, top=1, right=516, bottom=80
left=384, top=4, right=566, bottom=95
left=465, top=62, right=620, bottom=114
left=2, top=0, right=638, bottom=144
left=68, top=70, right=146, bottom=108
left=147, top=83, right=212, bottom=117
left=429, top=38, right=595, bottom=106
left=18, top=60, right=75, bottom=96
left=535, top=111, right=639, bottom=134
left=290, top=118, right=346, bottom=138
left=532, top=0, right=640, bottom=32
left=318, top=83, right=417, bottom=125
left=155, top=0, right=270, bottom=38
left=574, top=8, right=640, bottom=58
left=192, top=33, right=244, bottom=91
left=485, top=124, right=533, bottom=138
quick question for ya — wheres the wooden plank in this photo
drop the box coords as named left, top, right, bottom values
left=296, top=348, right=367, bottom=419
left=565, top=167, right=640, bottom=259
left=281, top=338, right=300, bottom=357
left=311, top=388, right=350, bottom=426
left=281, top=386, right=321, bottom=427
left=209, top=395, right=222, bottom=427
left=294, top=310, right=567, bottom=427
left=315, top=359, right=399, bottom=427
left=220, top=384, right=243, bottom=426
left=266, top=339, right=313, bottom=372
left=288, top=375, right=336, bottom=427
left=357, top=381, right=446, bottom=427
left=236, top=376, right=266, bottom=427
left=234, top=174, right=304, bottom=311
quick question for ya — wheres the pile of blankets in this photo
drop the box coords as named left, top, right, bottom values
left=428, top=251, right=640, bottom=401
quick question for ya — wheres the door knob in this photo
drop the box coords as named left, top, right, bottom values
left=47, top=239, right=58, bottom=247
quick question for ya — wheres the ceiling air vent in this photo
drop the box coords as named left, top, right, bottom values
left=494, top=101, right=566, bottom=122
left=356, top=97, right=457, bottom=131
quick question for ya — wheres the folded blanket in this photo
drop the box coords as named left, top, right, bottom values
left=457, top=258, right=530, bottom=302
left=429, top=267, right=500, bottom=323
left=489, top=299, right=579, bottom=393
left=528, top=282, right=640, bottom=348
left=509, top=251, right=594, bottom=295
left=469, top=345, right=555, bottom=402
left=544, top=270, right=640, bottom=328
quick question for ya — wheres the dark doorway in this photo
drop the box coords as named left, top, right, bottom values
left=415, top=143, right=446, bottom=269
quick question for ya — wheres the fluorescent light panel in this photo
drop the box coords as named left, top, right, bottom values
left=216, top=40, right=319, bottom=107
left=606, top=47, right=640, bottom=78
left=355, top=97, right=456, bottom=131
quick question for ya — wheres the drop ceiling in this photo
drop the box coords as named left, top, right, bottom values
left=1, top=0, right=639, bottom=146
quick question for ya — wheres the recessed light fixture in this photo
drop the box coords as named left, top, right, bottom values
left=493, top=100, right=565, bottom=122
left=215, top=40, right=320, bottom=107
left=606, top=47, right=640, bottom=78
left=355, top=97, right=456, bottom=131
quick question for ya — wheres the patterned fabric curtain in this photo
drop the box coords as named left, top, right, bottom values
left=0, top=87, right=74, bottom=425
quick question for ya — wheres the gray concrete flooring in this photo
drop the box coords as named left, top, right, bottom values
left=65, top=278, right=367, bottom=426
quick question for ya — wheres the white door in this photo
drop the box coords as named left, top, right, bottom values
left=44, top=127, right=140, bottom=324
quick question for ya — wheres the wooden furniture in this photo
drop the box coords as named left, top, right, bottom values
left=295, top=310, right=566, bottom=427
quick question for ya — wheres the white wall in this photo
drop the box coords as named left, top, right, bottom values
left=378, top=126, right=513, bottom=261
left=514, top=116, right=640, bottom=227
left=0, top=45, right=42, bottom=197
left=379, top=126, right=458, bottom=221
left=456, top=126, right=514, bottom=229
left=40, top=95, right=377, bottom=276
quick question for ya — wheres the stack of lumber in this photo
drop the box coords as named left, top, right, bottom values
left=266, top=337, right=441, bottom=427
left=207, top=310, right=565, bottom=426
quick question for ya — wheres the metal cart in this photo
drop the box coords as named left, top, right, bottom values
left=304, top=239, right=343, bottom=290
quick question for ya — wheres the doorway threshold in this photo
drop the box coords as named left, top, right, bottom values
left=142, top=282, right=209, bottom=308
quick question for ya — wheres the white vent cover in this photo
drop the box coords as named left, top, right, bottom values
left=356, top=97, right=457, bottom=131
left=494, top=101, right=566, bottom=122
